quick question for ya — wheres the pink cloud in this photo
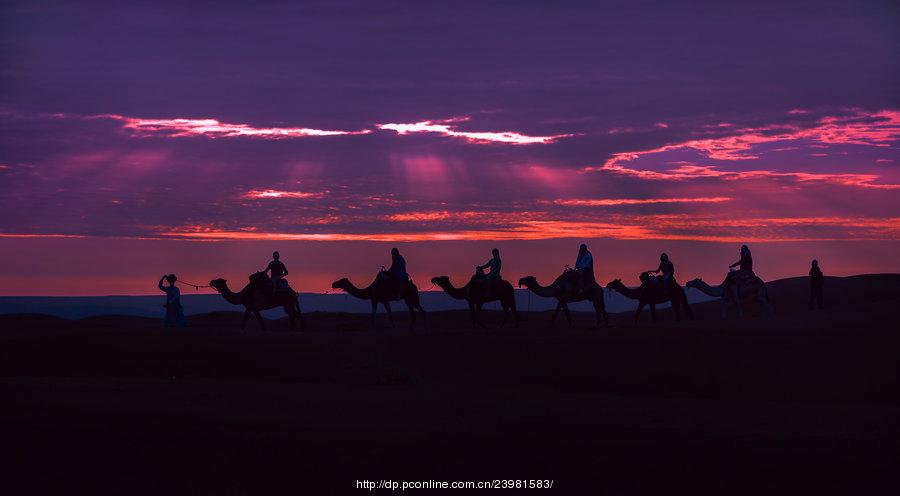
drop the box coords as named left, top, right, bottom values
left=242, top=189, right=322, bottom=199
left=589, top=109, right=900, bottom=189
left=595, top=163, right=900, bottom=189
left=552, top=197, right=732, bottom=207
left=94, top=114, right=371, bottom=139
left=377, top=117, right=572, bottom=144
left=598, top=109, right=900, bottom=165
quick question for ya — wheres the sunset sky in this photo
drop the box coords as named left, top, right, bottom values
left=1, top=1, right=898, bottom=295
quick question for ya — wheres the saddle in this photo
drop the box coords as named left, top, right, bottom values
left=561, top=268, right=594, bottom=297
left=468, top=268, right=500, bottom=298
left=376, top=270, right=412, bottom=298
left=726, top=269, right=756, bottom=286
left=248, top=271, right=292, bottom=295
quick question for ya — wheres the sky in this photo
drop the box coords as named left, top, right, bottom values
left=1, top=0, right=898, bottom=295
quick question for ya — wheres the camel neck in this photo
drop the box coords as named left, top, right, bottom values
left=343, top=281, right=372, bottom=300
left=437, top=280, right=467, bottom=300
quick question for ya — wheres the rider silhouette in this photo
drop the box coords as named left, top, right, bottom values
left=388, top=247, right=409, bottom=282
left=475, top=248, right=502, bottom=297
left=265, top=251, right=288, bottom=293
left=648, top=253, right=675, bottom=295
left=573, top=243, right=594, bottom=289
left=729, top=245, right=753, bottom=273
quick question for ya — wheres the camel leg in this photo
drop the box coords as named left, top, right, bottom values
left=370, top=300, right=378, bottom=329
left=253, top=309, right=265, bottom=331
left=507, top=297, right=519, bottom=328
left=474, top=303, right=487, bottom=330
left=383, top=301, right=394, bottom=328
left=758, top=290, right=774, bottom=318
left=596, top=296, right=609, bottom=328
left=284, top=304, right=295, bottom=331
left=405, top=300, right=417, bottom=329
left=552, top=301, right=563, bottom=326
left=241, top=308, right=251, bottom=330
left=418, top=304, right=427, bottom=330
left=468, top=302, right=477, bottom=327
left=649, top=303, right=657, bottom=323
left=500, top=304, right=509, bottom=329
left=562, top=303, right=572, bottom=327
left=634, top=301, right=645, bottom=323
left=683, top=298, right=695, bottom=321
left=591, top=298, right=603, bottom=329
left=672, top=297, right=681, bottom=322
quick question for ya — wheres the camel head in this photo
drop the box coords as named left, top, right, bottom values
left=431, top=276, right=450, bottom=286
left=331, top=278, right=351, bottom=290
left=209, top=278, right=227, bottom=292
left=518, top=276, right=536, bottom=288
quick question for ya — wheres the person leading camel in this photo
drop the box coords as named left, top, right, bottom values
left=264, top=251, right=288, bottom=293
left=809, top=259, right=824, bottom=310
left=474, top=248, right=502, bottom=297
left=648, top=252, right=675, bottom=296
left=573, top=243, right=594, bottom=290
left=158, top=274, right=186, bottom=328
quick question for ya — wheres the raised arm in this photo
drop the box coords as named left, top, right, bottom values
left=158, top=275, right=167, bottom=291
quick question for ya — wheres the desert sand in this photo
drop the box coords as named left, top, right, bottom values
left=2, top=274, right=899, bottom=494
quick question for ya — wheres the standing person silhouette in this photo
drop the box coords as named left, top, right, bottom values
left=158, top=274, right=186, bottom=327
left=573, top=243, right=594, bottom=290
left=648, top=252, right=675, bottom=295
left=809, top=259, right=824, bottom=310
left=475, top=248, right=502, bottom=297
left=264, top=251, right=288, bottom=293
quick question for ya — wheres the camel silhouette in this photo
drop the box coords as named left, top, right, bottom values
left=209, top=273, right=304, bottom=331
left=431, top=274, right=518, bottom=329
left=686, top=273, right=772, bottom=318
left=606, top=273, right=694, bottom=323
left=331, top=275, right=427, bottom=329
left=518, top=273, right=608, bottom=328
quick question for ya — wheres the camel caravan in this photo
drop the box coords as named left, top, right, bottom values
left=163, top=244, right=781, bottom=331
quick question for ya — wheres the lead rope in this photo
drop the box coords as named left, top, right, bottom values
left=176, top=280, right=210, bottom=290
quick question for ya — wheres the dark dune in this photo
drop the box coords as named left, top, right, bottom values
left=1, top=274, right=899, bottom=494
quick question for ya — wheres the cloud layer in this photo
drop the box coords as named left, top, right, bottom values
left=0, top=0, right=898, bottom=292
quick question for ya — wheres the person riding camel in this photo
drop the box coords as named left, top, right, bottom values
left=729, top=244, right=753, bottom=273
left=648, top=252, right=675, bottom=295
left=726, top=244, right=754, bottom=289
left=474, top=248, right=502, bottom=297
left=264, top=251, right=288, bottom=293
left=385, top=247, right=409, bottom=291
left=573, top=243, right=594, bottom=290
